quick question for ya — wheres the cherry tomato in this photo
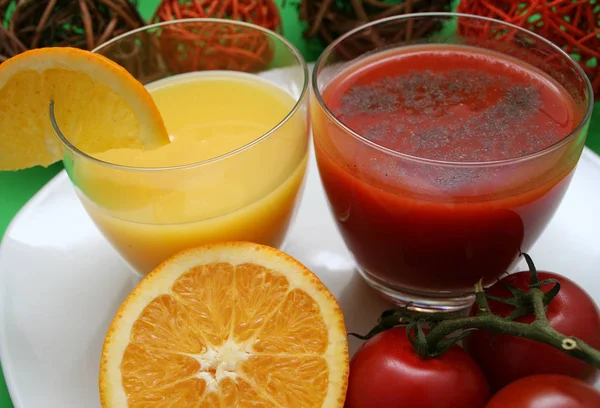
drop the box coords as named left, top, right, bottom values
left=485, top=374, right=600, bottom=408
left=345, top=327, right=490, bottom=408
left=464, top=271, right=600, bottom=391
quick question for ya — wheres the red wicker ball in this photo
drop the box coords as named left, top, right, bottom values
left=457, top=0, right=600, bottom=97
left=153, top=0, right=282, bottom=73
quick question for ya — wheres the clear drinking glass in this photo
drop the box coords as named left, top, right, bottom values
left=52, top=19, right=310, bottom=275
left=312, top=13, right=592, bottom=311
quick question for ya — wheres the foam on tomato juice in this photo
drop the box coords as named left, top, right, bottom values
left=313, top=44, right=588, bottom=303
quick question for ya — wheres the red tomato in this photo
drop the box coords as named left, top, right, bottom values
left=485, top=374, right=600, bottom=408
left=345, top=327, right=490, bottom=408
left=464, top=271, right=600, bottom=391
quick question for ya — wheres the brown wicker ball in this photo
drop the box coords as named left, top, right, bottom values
left=0, top=0, right=146, bottom=63
left=299, top=0, right=454, bottom=58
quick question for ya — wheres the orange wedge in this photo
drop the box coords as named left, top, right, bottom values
left=99, top=242, right=349, bottom=407
left=0, top=47, right=169, bottom=170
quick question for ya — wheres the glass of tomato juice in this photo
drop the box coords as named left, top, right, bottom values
left=311, top=13, right=592, bottom=311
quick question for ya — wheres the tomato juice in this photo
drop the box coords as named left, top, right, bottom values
left=313, top=44, right=586, bottom=296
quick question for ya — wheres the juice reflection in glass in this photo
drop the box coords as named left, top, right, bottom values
left=54, top=20, right=309, bottom=274
left=312, top=14, right=592, bottom=311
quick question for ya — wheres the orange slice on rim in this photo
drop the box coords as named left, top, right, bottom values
left=99, top=242, right=349, bottom=407
left=0, top=47, right=169, bottom=170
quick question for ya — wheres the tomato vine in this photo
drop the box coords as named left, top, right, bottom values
left=352, top=253, right=600, bottom=369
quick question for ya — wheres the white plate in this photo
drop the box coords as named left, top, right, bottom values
left=1, top=146, right=600, bottom=407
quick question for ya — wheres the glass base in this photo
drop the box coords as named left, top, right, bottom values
left=357, top=266, right=475, bottom=313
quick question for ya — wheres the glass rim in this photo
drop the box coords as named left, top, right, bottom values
left=312, top=12, right=594, bottom=168
left=51, top=18, right=310, bottom=172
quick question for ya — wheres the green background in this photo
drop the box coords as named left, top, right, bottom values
left=1, top=1, right=600, bottom=407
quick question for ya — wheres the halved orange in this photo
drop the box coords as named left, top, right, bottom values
left=99, top=242, right=349, bottom=407
left=0, top=47, right=169, bottom=170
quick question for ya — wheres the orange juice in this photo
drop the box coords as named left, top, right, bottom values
left=70, top=71, right=308, bottom=273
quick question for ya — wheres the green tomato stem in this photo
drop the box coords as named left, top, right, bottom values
left=474, top=279, right=491, bottom=315
left=421, top=314, right=600, bottom=370
left=530, top=287, right=550, bottom=324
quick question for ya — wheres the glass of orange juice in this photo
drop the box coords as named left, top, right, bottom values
left=51, top=19, right=310, bottom=275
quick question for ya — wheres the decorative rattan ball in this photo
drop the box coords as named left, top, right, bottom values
left=299, top=0, right=454, bottom=58
left=0, top=0, right=146, bottom=63
left=457, top=0, right=600, bottom=97
left=154, top=0, right=282, bottom=33
left=152, top=0, right=282, bottom=73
